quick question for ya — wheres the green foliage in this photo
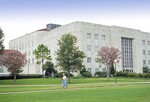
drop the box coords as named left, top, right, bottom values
left=143, top=66, right=150, bottom=73
left=34, top=44, right=51, bottom=77
left=95, top=71, right=106, bottom=77
left=80, top=68, right=92, bottom=78
left=55, top=33, right=85, bottom=83
left=43, top=61, right=57, bottom=77
left=116, top=71, right=150, bottom=78
left=0, top=28, right=5, bottom=54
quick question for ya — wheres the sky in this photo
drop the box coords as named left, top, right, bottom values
left=0, top=0, right=150, bottom=48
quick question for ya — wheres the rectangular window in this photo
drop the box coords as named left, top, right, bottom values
left=0, top=67, right=4, bottom=73
left=32, top=58, right=34, bottom=63
left=95, top=68, right=99, bottom=72
left=148, top=50, right=150, bottom=55
left=95, top=46, right=99, bottom=52
left=94, top=34, right=98, bottom=39
left=143, top=50, right=146, bottom=55
left=121, top=37, right=133, bottom=68
left=87, top=45, right=91, bottom=51
left=102, top=35, right=106, bottom=40
left=95, top=57, right=99, bottom=63
left=143, top=60, right=146, bottom=65
left=148, top=60, right=150, bottom=65
left=87, top=57, right=91, bottom=63
left=102, top=68, right=106, bottom=72
left=148, top=41, right=150, bottom=45
left=142, top=40, right=145, bottom=45
left=87, top=33, right=91, bottom=39
left=87, top=68, right=91, bottom=72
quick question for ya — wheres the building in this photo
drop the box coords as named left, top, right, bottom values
left=2, top=21, right=150, bottom=75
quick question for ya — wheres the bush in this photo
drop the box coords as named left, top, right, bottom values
left=95, top=71, right=106, bottom=77
left=0, top=74, right=42, bottom=80
left=82, top=71, right=92, bottom=78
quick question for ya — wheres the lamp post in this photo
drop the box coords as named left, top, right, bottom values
left=114, top=59, right=117, bottom=84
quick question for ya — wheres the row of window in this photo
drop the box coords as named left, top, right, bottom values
left=142, top=40, right=150, bottom=45
left=143, top=50, right=150, bottom=55
left=87, top=45, right=99, bottom=51
left=10, top=41, right=34, bottom=51
left=143, top=60, right=150, bottom=65
left=87, top=33, right=106, bottom=40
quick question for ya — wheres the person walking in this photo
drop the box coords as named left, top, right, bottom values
left=62, top=73, right=68, bottom=88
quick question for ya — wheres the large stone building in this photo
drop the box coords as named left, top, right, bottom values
left=1, top=21, right=150, bottom=75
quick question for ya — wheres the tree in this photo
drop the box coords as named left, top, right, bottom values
left=0, top=28, right=5, bottom=54
left=43, top=61, right=56, bottom=77
left=34, top=44, right=51, bottom=77
left=143, top=66, right=150, bottom=73
left=97, top=47, right=121, bottom=80
left=0, top=50, right=26, bottom=83
left=56, top=33, right=85, bottom=83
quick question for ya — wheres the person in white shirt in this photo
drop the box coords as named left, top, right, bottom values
left=62, top=73, right=68, bottom=88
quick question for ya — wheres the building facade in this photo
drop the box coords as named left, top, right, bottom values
left=2, top=21, right=150, bottom=75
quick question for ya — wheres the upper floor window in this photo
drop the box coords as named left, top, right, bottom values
left=102, top=35, right=106, bottom=40
left=87, top=33, right=91, bottom=39
left=94, top=34, right=99, bottom=39
left=148, top=41, right=150, bottom=45
left=87, top=45, right=91, bottom=51
left=143, top=60, right=146, bottom=65
left=143, top=50, right=146, bottom=55
left=148, top=50, right=150, bottom=55
left=142, top=40, right=145, bottom=45
left=87, top=57, right=91, bottom=63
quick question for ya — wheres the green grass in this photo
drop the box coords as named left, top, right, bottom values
left=0, top=77, right=150, bottom=102
left=0, top=77, right=150, bottom=85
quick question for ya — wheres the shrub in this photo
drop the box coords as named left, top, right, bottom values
left=95, top=71, right=106, bottom=77
left=82, top=71, right=92, bottom=78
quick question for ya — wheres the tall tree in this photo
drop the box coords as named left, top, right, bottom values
left=0, top=28, right=5, bottom=54
left=56, top=33, right=85, bottom=83
left=0, top=50, right=26, bottom=83
left=34, top=44, right=51, bottom=77
left=97, top=47, right=121, bottom=80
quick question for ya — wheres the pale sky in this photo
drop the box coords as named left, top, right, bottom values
left=0, top=0, right=150, bottom=48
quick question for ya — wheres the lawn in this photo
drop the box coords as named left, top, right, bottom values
left=0, top=77, right=150, bottom=102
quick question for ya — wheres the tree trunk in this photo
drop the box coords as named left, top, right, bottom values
left=68, top=69, right=70, bottom=84
left=41, top=59, right=45, bottom=78
left=107, top=68, right=110, bottom=80
left=13, top=72, right=16, bottom=84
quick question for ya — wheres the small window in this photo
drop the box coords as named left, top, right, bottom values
left=143, top=50, right=146, bottom=55
left=143, top=60, right=146, bottom=65
left=87, top=57, right=91, bottom=63
left=148, top=50, right=150, bottom=55
left=148, top=60, right=150, bottom=65
left=87, top=33, right=91, bottom=39
left=102, top=35, right=106, bottom=40
left=94, top=34, right=98, bottom=39
left=87, top=68, right=91, bottom=72
left=95, top=68, right=99, bottom=72
left=87, top=45, right=91, bottom=51
left=142, top=40, right=145, bottom=45
left=148, top=41, right=150, bottom=45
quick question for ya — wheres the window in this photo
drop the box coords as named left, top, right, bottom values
left=87, top=33, right=91, bottom=39
left=102, top=35, right=106, bottom=40
left=143, top=50, right=146, bottom=55
left=148, top=60, right=150, bottom=65
left=143, top=60, right=146, bottom=65
left=32, top=58, right=34, bottom=63
left=142, top=40, right=145, bottom=45
left=87, top=45, right=91, bottom=51
left=148, top=41, right=150, bottom=45
left=87, top=57, right=91, bottom=63
left=95, top=68, right=99, bottom=72
left=148, top=50, right=150, bottom=55
left=102, top=68, right=106, bottom=72
left=0, top=67, right=4, bottom=73
left=87, top=68, right=91, bottom=72
left=95, top=57, right=99, bottom=63
left=94, top=34, right=98, bottom=39
left=95, top=46, right=99, bottom=52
